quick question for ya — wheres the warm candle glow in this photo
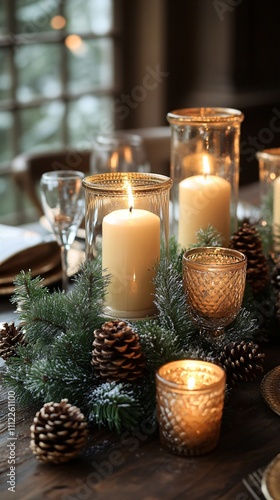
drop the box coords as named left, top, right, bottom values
left=203, top=155, right=211, bottom=176
left=110, top=152, right=118, bottom=171
left=124, top=146, right=133, bottom=164
left=50, top=15, right=66, bottom=30
left=156, top=359, right=226, bottom=456
left=127, top=183, right=134, bottom=211
left=187, top=376, right=196, bottom=390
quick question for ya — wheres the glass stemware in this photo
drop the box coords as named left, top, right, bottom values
left=40, top=170, right=85, bottom=292
left=182, top=247, right=247, bottom=337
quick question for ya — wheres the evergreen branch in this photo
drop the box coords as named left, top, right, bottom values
left=88, top=382, right=143, bottom=433
left=18, top=292, right=69, bottom=352
left=191, top=224, right=223, bottom=248
left=66, top=258, right=107, bottom=336
left=3, top=345, right=42, bottom=408
left=10, top=270, right=49, bottom=324
left=153, top=257, right=193, bottom=340
left=136, top=320, right=184, bottom=372
left=24, top=357, right=93, bottom=409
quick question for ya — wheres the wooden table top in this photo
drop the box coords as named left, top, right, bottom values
left=0, top=302, right=279, bottom=500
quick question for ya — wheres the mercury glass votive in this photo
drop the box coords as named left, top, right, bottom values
left=167, top=108, right=244, bottom=249
left=156, top=359, right=226, bottom=456
left=183, top=247, right=247, bottom=337
left=82, top=172, right=172, bottom=319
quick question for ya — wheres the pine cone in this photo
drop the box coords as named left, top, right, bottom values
left=92, top=320, right=145, bottom=382
left=218, top=341, right=265, bottom=386
left=30, top=399, right=89, bottom=464
left=230, top=222, right=269, bottom=294
left=0, top=322, right=24, bottom=360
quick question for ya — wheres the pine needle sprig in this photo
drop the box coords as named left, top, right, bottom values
left=154, top=257, right=192, bottom=340
left=17, top=292, right=69, bottom=353
left=191, top=224, right=223, bottom=248
left=66, top=258, right=108, bottom=335
left=10, top=270, right=49, bottom=323
left=224, top=307, right=258, bottom=345
left=136, top=320, right=184, bottom=372
left=88, top=382, right=143, bottom=433
left=24, top=357, right=93, bottom=409
left=3, top=344, right=40, bottom=408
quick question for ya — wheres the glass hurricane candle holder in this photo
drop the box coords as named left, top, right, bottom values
left=156, top=359, right=226, bottom=456
left=82, top=172, right=172, bottom=319
left=256, top=148, right=280, bottom=253
left=167, top=108, right=244, bottom=249
left=183, top=247, right=247, bottom=337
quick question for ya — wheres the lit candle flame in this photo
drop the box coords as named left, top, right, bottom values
left=127, top=183, right=134, bottom=212
left=203, top=155, right=211, bottom=177
left=187, top=376, right=196, bottom=390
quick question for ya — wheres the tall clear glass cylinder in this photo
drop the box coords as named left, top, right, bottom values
left=256, top=148, right=280, bottom=253
left=82, top=172, right=172, bottom=319
left=167, top=107, right=244, bottom=250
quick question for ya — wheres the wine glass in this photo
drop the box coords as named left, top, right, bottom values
left=40, top=170, right=85, bottom=292
left=182, top=247, right=247, bottom=338
left=91, top=132, right=149, bottom=173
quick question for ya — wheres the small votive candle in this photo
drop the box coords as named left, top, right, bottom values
left=156, top=359, right=226, bottom=456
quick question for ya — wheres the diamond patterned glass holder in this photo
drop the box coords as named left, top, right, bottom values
left=183, top=247, right=247, bottom=337
left=156, top=359, right=226, bottom=456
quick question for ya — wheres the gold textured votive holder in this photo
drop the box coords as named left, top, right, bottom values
left=183, top=247, right=247, bottom=337
left=156, top=359, right=226, bottom=456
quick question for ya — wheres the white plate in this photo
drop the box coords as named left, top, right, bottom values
left=0, top=224, right=42, bottom=264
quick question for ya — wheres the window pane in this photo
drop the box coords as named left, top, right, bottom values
left=0, top=49, right=12, bottom=102
left=66, top=0, right=113, bottom=35
left=0, top=174, right=17, bottom=219
left=0, top=112, right=13, bottom=164
left=0, top=2, right=8, bottom=35
left=67, top=38, right=114, bottom=94
left=67, top=96, right=114, bottom=148
left=19, top=102, right=64, bottom=152
left=15, top=0, right=59, bottom=34
left=16, top=44, right=62, bottom=102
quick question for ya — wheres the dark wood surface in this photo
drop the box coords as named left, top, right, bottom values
left=0, top=183, right=279, bottom=500
left=0, top=340, right=279, bottom=500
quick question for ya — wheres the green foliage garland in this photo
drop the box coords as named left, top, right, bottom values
left=2, top=235, right=266, bottom=433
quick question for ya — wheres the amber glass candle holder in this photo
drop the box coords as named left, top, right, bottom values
left=156, top=359, right=226, bottom=456
left=167, top=108, right=244, bottom=249
left=82, top=172, right=172, bottom=319
left=183, top=247, right=247, bottom=337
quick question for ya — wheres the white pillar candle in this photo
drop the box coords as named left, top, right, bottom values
left=178, top=170, right=231, bottom=249
left=102, top=208, right=160, bottom=318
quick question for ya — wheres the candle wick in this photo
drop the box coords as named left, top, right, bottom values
left=129, top=206, right=133, bottom=213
